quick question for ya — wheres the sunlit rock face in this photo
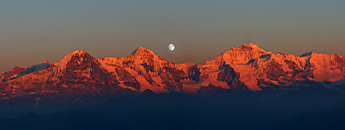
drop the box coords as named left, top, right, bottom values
left=1, top=66, right=27, bottom=82
left=46, top=50, right=121, bottom=94
left=188, top=65, right=201, bottom=82
left=217, top=64, right=247, bottom=92
left=1, top=43, right=345, bottom=99
left=99, top=47, right=184, bottom=93
left=204, top=43, right=345, bottom=91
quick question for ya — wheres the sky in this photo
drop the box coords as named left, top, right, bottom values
left=1, top=0, right=345, bottom=72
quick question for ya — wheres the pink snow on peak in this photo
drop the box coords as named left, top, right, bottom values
left=131, top=46, right=157, bottom=56
left=53, top=50, right=89, bottom=69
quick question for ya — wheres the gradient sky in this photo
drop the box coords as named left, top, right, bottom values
left=1, top=0, right=345, bottom=72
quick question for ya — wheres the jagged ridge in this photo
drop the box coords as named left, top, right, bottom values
left=1, top=44, right=345, bottom=99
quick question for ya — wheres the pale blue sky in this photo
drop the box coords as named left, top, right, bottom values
left=1, top=0, right=345, bottom=72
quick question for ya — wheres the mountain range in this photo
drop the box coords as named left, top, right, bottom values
left=1, top=43, right=345, bottom=99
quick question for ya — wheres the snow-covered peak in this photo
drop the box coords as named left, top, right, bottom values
left=209, top=43, right=270, bottom=65
left=128, top=46, right=170, bottom=66
left=237, top=43, right=266, bottom=52
left=53, top=50, right=90, bottom=69
left=131, top=46, right=157, bottom=56
left=99, top=46, right=169, bottom=68
left=229, top=43, right=268, bottom=56
left=248, top=42, right=263, bottom=49
left=71, top=50, right=87, bottom=55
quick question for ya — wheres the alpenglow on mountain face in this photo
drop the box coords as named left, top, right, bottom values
left=1, top=43, right=345, bottom=99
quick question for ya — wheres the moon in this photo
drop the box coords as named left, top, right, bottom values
left=168, top=43, right=175, bottom=51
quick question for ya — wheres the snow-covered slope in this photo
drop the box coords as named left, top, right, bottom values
left=46, top=50, right=123, bottom=93
left=206, top=43, right=345, bottom=91
left=1, top=44, right=344, bottom=99
left=98, top=47, right=185, bottom=93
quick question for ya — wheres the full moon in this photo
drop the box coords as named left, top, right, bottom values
left=168, top=43, right=175, bottom=51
